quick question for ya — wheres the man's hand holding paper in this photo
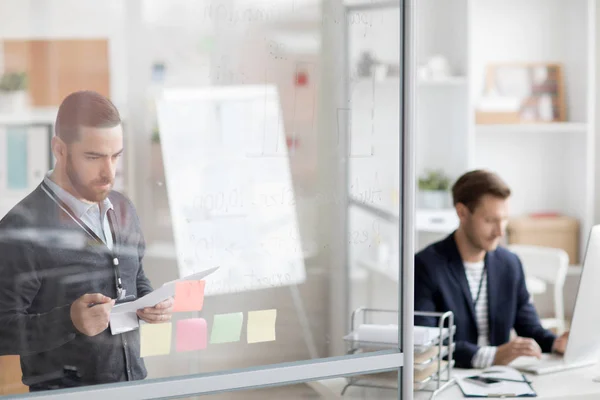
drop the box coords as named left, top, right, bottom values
left=109, top=266, right=218, bottom=335
left=136, top=297, right=174, bottom=323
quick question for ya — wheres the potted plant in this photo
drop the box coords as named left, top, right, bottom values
left=418, top=169, right=452, bottom=209
left=0, top=72, right=29, bottom=112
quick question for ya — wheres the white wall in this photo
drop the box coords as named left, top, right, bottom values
left=470, top=0, right=592, bottom=239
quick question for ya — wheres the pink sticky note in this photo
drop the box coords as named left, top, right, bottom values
left=173, top=280, right=205, bottom=312
left=176, top=318, right=207, bottom=352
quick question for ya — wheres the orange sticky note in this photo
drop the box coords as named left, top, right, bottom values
left=172, top=280, right=205, bottom=312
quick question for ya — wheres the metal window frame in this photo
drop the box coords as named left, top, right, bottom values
left=10, top=0, right=414, bottom=398
left=15, top=352, right=404, bottom=400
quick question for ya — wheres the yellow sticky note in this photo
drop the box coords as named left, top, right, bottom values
left=247, top=309, right=277, bottom=344
left=140, top=322, right=172, bottom=357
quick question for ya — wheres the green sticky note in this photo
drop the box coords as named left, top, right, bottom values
left=210, top=312, right=244, bottom=344
left=247, top=309, right=277, bottom=344
left=140, top=322, right=172, bottom=357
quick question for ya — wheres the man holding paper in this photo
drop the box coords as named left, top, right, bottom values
left=414, top=170, right=569, bottom=369
left=0, top=91, right=172, bottom=391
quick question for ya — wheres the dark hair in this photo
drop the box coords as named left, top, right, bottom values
left=452, top=169, right=511, bottom=212
left=55, top=90, right=121, bottom=143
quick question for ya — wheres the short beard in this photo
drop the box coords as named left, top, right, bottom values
left=66, top=153, right=111, bottom=202
left=464, top=220, right=486, bottom=253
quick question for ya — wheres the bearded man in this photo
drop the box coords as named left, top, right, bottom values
left=414, top=169, right=569, bottom=369
left=0, top=91, right=172, bottom=391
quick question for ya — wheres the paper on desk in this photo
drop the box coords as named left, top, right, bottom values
left=457, top=366, right=535, bottom=397
left=109, top=266, right=218, bottom=335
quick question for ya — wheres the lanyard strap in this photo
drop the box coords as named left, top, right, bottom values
left=41, top=181, right=123, bottom=298
left=473, top=264, right=487, bottom=308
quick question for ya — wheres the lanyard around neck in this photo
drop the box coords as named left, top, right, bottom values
left=41, top=181, right=124, bottom=298
left=472, top=263, right=487, bottom=308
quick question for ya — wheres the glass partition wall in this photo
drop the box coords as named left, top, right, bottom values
left=0, top=0, right=411, bottom=398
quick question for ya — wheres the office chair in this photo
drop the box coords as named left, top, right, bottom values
left=507, top=244, right=569, bottom=334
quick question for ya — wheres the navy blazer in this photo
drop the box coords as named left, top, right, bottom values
left=414, top=233, right=556, bottom=368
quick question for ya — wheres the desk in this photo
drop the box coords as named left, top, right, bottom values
left=315, top=364, right=600, bottom=399
left=415, top=364, right=600, bottom=400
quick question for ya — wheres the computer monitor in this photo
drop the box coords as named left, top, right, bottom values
left=514, top=225, right=600, bottom=375
left=561, top=224, right=600, bottom=366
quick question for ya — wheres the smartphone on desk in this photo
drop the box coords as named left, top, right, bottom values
left=464, top=375, right=502, bottom=387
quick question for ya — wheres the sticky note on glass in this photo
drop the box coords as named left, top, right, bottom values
left=247, top=309, right=277, bottom=344
left=176, top=318, right=207, bottom=352
left=140, top=322, right=172, bottom=357
left=173, top=280, right=205, bottom=312
left=210, top=312, right=244, bottom=344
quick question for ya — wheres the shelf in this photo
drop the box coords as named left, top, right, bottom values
left=417, top=76, right=466, bottom=86
left=0, top=107, right=58, bottom=125
left=476, top=122, right=588, bottom=134
left=416, top=209, right=458, bottom=233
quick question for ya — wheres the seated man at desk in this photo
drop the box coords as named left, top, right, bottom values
left=414, top=169, right=568, bottom=369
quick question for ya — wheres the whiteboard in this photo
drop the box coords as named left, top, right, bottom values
left=156, top=85, right=306, bottom=296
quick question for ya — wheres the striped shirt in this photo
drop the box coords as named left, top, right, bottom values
left=464, top=261, right=496, bottom=368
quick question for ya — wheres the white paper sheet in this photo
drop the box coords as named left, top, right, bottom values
left=110, top=312, right=139, bottom=335
left=457, top=366, right=536, bottom=397
left=109, top=266, right=218, bottom=335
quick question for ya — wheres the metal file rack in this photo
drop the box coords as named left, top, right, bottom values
left=341, top=308, right=456, bottom=399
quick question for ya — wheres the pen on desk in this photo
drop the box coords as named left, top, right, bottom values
left=490, top=377, right=533, bottom=384
left=480, top=371, right=533, bottom=384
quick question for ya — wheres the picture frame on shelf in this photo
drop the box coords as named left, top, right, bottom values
left=476, top=63, right=566, bottom=124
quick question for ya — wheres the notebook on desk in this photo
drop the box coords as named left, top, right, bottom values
left=457, top=366, right=536, bottom=398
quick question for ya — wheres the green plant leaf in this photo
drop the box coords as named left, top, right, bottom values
left=0, top=72, right=28, bottom=92
left=418, top=169, right=451, bottom=191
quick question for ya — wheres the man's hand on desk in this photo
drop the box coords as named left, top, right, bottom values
left=552, top=332, right=569, bottom=354
left=71, top=293, right=115, bottom=336
left=493, top=337, right=542, bottom=365
left=136, top=297, right=174, bottom=323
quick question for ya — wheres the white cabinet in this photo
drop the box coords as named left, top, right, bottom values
left=0, top=109, right=55, bottom=219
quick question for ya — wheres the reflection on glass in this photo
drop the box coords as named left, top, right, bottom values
left=0, top=0, right=402, bottom=397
